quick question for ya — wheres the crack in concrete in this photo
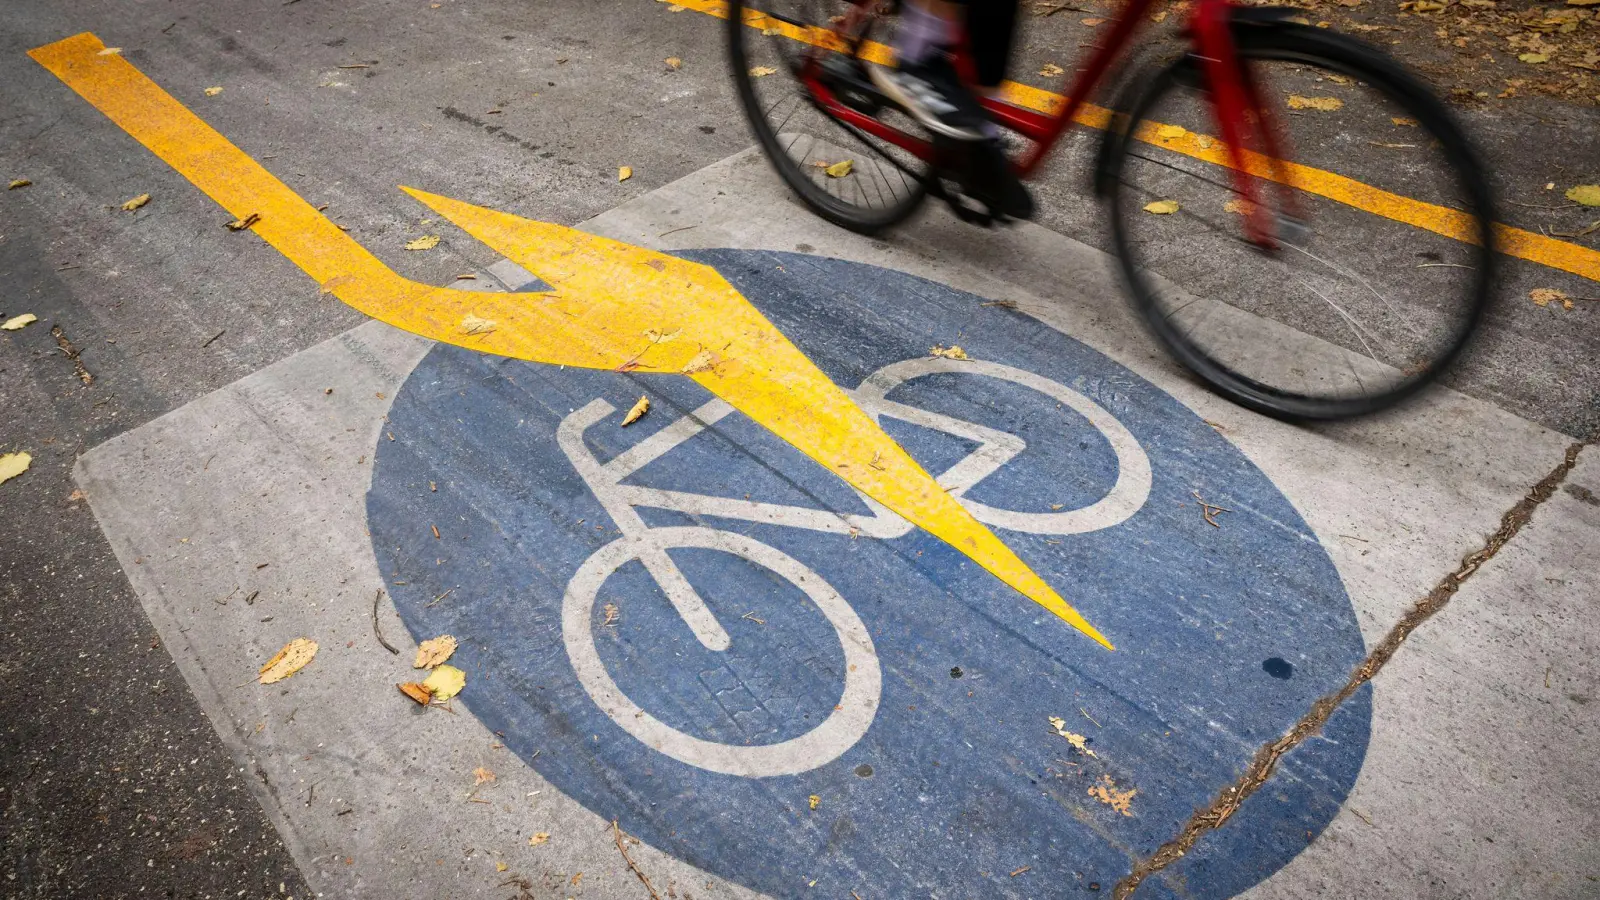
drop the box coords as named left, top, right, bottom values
left=1114, top=440, right=1587, bottom=899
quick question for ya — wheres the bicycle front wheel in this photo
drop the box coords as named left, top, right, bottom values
left=1105, top=25, right=1496, bottom=420
left=727, top=0, right=931, bottom=234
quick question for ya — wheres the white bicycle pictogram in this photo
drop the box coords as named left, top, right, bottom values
left=558, top=356, right=1152, bottom=777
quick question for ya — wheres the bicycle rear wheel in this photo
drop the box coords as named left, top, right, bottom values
left=727, top=0, right=931, bottom=234
left=1105, top=25, right=1496, bottom=420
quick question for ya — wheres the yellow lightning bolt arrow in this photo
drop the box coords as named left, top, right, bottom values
left=30, top=31, right=1112, bottom=650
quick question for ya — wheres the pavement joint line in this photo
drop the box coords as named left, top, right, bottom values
left=1112, top=438, right=1589, bottom=900
left=683, top=0, right=1600, bottom=284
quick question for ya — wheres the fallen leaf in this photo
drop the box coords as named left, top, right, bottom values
left=1087, top=774, right=1137, bottom=816
left=1195, top=135, right=1214, bottom=149
left=665, top=57, right=682, bottom=69
left=259, top=638, right=318, bottom=684
left=121, top=193, right=151, bottom=211
left=405, top=234, right=440, bottom=251
left=1286, top=95, right=1343, bottom=111
left=226, top=212, right=261, bottom=231
left=603, top=603, right=620, bottom=626
left=204, top=86, right=224, bottom=96
left=1049, top=716, right=1099, bottom=757
left=1569, top=0, right=1600, bottom=6
left=929, top=344, right=969, bottom=360
left=97, top=47, right=122, bottom=56
left=808, top=794, right=821, bottom=810
left=460, top=315, right=497, bottom=336
left=1518, top=52, right=1550, bottom=64
left=823, top=160, right=853, bottom=178
left=1156, top=124, right=1187, bottom=139
left=455, top=273, right=477, bottom=280
left=1529, top=287, right=1573, bottom=309
left=618, top=166, right=633, bottom=182
left=1143, top=199, right=1180, bottom=214
left=1081, top=16, right=1105, bottom=25
left=1039, top=62, right=1066, bottom=77
left=422, top=663, right=465, bottom=700
left=1224, top=197, right=1256, bottom=216
left=1392, top=116, right=1418, bottom=126
left=7, top=179, right=30, bottom=190
left=749, top=66, right=778, bottom=77
left=681, top=349, right=719, bottom=374
left=571, top=873, right=584, bottom=887
left=621, top=395, right=650, bottom=426
left=0, top=452, right=31, bottom=486
left=495, top=861, right=509, bottom=873
left=414, top=634, right=458, bottom=669
left=397, top=681, right=433, bottom=705
left=1567, top=185, right=1600, bottom=206
left=1, top=313, right=38, bottom=331
left=473, top=766, right=495, bottom=785
left=529, top=832, right=550, bottom=846
left=643, top=327, right=680, bottom=344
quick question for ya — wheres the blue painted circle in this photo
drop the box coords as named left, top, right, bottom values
left=368, top=250, right=1370, bottom=898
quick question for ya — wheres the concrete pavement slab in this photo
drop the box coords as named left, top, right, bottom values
left=71, top=147, right=1586, bottom=898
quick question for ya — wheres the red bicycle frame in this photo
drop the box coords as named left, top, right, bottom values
left=797, top=0, right=1296, bottom=246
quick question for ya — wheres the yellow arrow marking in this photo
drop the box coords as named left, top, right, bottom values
left=29, top=31, right=1113, bottom=649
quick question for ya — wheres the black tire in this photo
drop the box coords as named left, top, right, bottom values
left=1104, top=24, right=1497, bottom=421
left=727, top=0, right=930, bottom=235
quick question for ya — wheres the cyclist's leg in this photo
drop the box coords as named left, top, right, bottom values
left=956, top=0, right=1034, bottom=218
left=870, top=0, right=988, bottom=141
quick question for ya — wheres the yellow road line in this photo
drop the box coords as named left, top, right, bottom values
left=696, top=0, right=1600, bottom=283
left=30, top=31, right=1113, bottom=650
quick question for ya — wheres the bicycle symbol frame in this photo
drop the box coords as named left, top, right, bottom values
left=558, top=356, right=1152, bottom=777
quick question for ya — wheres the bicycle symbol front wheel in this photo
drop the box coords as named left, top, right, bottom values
left=562, top=526, right=883, bottom=778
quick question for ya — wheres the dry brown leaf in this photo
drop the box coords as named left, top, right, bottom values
left=7, top=179, right=30, bottom=190
left=681, top=349, right=720, bottom=374
left=749, top=66, right=778, bottom=77
left=1143, top=199, right=1180, bottom=214
left=460, top=315, right=496, bottom=336
left=929, top=344, right=969, bottom=360
left=397, top=681, right=433, bottom=705
left=1567, top=185, right=1600, bottom=206
left=1, top=313, right=37, bottom=331
left=226, top=212, right=261, bottom=231
left=473, top=766, right=495, bottom=785
left=1224, top=197, right=1256, bottom=216
left=665, top=57, right=682, bottom=69
left=405, top=235, right=440, bottom=251
left=121, top=193, right=151, bottom=211
left=259, top=638, right=318, bottom=684
left=1081, top=16, right=1105, bottom=25
left=1286, top=95, right=1343, bottom=111
left=618, top=166, right=633, bottom=182
left=0, top=452, right=31, bottom=486
left=1039, top=62, right=1066, bottom=77
left=529, top=832, right=550, bottom=846
left=1087, top=774, right=1137, bottom=816
left=1529, top=287, right=1574, bottom=309
left=1049, top=715, right=1099, bottom=757
left=621, top=395, right=650, bottom=426
left=414, top=634, right=458, bottom=669
left=823, top=160, right=853, bottom=178
left=204, top=86, right=224, bottom=96
left=1392, top=116, right=1418, bottom=126
left=422, top=664, right=465, bottom=700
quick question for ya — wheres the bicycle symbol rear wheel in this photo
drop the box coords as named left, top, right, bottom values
left=562, top=526, right=882, bottom=778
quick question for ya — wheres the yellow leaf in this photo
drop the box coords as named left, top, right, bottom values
left=618, top=166, right=633, bottom=182
left=405, top=234, right=440, bottom=251
left=1286, top=95, right=1343, bottom=111
left=473, top=766, right=496, bottom=785
left=1087, top=774, right=1137, bottom=816
left=1566, top=185, right=1600, bottom=206
left=1391, top=116, right=1418, bottom=126
left=97, top=47, right=122, bottom=56
left=460, top=315, right=496, bottom=336
left=422, top=663, right=465, bottom=700
left=808, top=794, right=820, bottom=810
left=0, top=452, right=31, bottom=486
left=665, top=57, right=682, bottom=69
left=928, top=344, right=969, bottom=360
left=495, top=862, right=509, bottom=872
left=1039, top=63, right=1065, bottom=77
left=7, top=179, right=30, bottom=190
left=748, top=66, right=778, bottom=77
left=1529, top=288, right=1573, bottom=309
left=680, top=348, right=719, bottom=374
left=1143, top=199, right=1180, bottom=215
left=823, top=160, right=853, bottom=178
left=226, top=212, right=261, bottom=231
left=121, top=193, right=151, bottom=211
left=1224, top=197, right=1256, bottom=216
left=643, top=327, right=680, bottom=344
left=204, top=86, right=224, bottom=96
left=1518, top=52, right=1550, bottom=64
left=528, top=832, right=550, bottom=846
left=621, top=395, right=650, bottom=426
left=258, top=638, right=318, bottom=684
left=1156, top=124, right=1187, bottom=140
left=414, top=634, right=458, bottom=669
left=1195, top=135, right=1214, bottom=149
left=397, top=681, right=433, bottom=705
left=1, top=313, right=38, bottom=331
left=1049, top=715, right=1099, bottom=757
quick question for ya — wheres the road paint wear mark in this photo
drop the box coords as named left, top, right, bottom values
left=689, top=0, right=1600, bottom=284
left=28, top=31, right=1109, bottom=649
